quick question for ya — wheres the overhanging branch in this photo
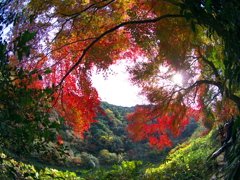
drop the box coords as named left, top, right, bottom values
left=58, top=14, right=184, bottom=86
left=184, top=79, right=222, bottom=91
left=197, top=48, right=220, bottom=80
left=185, top=79, right=240, bottom=111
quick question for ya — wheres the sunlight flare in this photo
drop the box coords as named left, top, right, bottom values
left=172, top=73, right=183, bottom=86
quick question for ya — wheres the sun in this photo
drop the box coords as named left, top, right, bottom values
left=172, top=73, right=183, bottom=86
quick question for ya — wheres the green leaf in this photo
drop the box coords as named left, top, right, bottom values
left=191, top=20, right=196, bottom=32
left=44, top=69, right=52, bottom=74
left=17, top=50, right=23, bottom=61
left=44, top=131, right=50, bottom=139
left=15, top=31, right=36, bottom=61
left=22, top=45, right=31, bottom=57
left=34, top=166, right=42, bottom=173
left=38, top=74, right=43, bottom=80
left=49, top=121, right=60, bottom=129
left=205, top=0, right=212, bottom=13
left=184, top=12, right=192, bottom=21
left=0, top=41, right=7, bottom=62
left=29, top=75, right=33, bottom=84
left=12, top=113, right=23, bottom=123
left=25, top=95, right=33, bottom=106
left=21, top=31, right=36, bottom=44
left=30, top=69, right=37, bottom=75
left=179, top=3, right=187, bottom=11
left=29, top=14, right=35, bottom=24
left=18, top=68, right=24, bottom=76
left=44, top=88, right=53, bottom=95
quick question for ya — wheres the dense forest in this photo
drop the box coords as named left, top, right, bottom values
left=1, top=0, right=240, bottom=179
left=59, top=101, right=199, bottom=168
left=1, top=101, right=212, bottom=179
left=0, top=101, right=235, bottom=179
left=20, top=102, right=199, bottom=169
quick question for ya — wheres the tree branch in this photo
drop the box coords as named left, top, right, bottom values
left=185, top=79, right=240, bottom=111
left=197, top=48, right=220, bottom=80
left=184, top=79, right=221, bottom=92
left=58, top=14, right=184, bottom=86
left=59, top=0, right=115, bottom=18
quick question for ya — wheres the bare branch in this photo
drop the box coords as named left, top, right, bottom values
left=185, top=79, right=222, bottom=91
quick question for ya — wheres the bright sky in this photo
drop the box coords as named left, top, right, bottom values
left=91, top=59, right=184, bottom=107
left=91, top=62, right=147, bottom=107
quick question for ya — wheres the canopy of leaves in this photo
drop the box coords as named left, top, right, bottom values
left=1, top=0, right=240, bottom=154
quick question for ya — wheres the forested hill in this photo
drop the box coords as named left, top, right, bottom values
left=55, top=101, right=200, bottom=170
left=0, top=101, right=222, bottom=180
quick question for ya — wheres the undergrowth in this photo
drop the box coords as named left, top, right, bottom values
left=144, top=129, right=219, bottom=180
left=0, top=129, right=220, bottom=179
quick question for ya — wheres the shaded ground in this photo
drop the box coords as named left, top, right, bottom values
left=210, top=153, right=225, bottom=180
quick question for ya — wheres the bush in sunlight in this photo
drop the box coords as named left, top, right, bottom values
left=81, top=161, right=144, bottom=180
left=144, top=130, right=218, bottom=180
left=0, top=152, right=82, bottom=179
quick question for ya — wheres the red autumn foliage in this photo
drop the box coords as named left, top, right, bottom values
left=57, top=134, right=64, bottom=144
left=127, top=101, right=204, bottom=149
left=6, top=0, right=240, bottom=150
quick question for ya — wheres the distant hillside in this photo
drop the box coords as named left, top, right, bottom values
left=0, top=102, right=208, bottom=180
left=0, top=102, right=201, bottom=172
left=55, top=101, right=200, bottom=169
left=14, top=101, right=200, bottom=170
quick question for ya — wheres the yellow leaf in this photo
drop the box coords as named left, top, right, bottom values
left=82, top=0, right=90, bottom=5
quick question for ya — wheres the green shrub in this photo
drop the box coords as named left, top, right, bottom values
left=98, top=149, right=123, bottom=165
left=0, top=152, right=82, bottom=179
left=144, top=130, right=218, bottom=180
left=81, top=161, right=144, bottom=180
left=81, top=152, right=99, bottom=169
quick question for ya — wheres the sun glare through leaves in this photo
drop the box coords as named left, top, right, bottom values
left=172, top=73, right=183, bottom=86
